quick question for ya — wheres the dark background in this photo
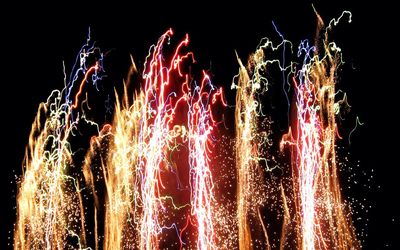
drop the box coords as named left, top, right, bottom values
left=1, top=1, right=397, bottom=249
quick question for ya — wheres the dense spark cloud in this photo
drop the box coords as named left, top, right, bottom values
left=14, top=11, right=361, bottom=250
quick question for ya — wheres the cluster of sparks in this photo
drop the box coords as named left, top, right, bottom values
left=14, top=11, right=361, bottom=250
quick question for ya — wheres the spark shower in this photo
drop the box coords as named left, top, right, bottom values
left=13, top=11, right=361, bottom=250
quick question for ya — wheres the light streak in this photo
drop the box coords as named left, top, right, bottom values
left=281, top=11, right=359, bottom=250
left=14, top=37, right=103, bottom=249
left=232, top=35, right=290, bottom=250
left=187, top=72, right=225, bottom=250
left=137, top=29, right=225, bottom=249
left=349, top=116, right=363, bottom=145
left=233, top=51, right=260, bottom=250
left=137, top=29, right=187, bottom=250
left=83, top=29, right=224, bottom=250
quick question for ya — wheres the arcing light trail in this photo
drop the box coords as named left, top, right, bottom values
left=14, top=11, right=361, bottom=250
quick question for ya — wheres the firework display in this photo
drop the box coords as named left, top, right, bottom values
left=13, top=11, right=361, bottom=250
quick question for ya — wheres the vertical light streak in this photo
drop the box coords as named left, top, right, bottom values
left=104, top=86, right=141, bottom=250
left=14, top=38, right=102, bottom=249
left=233, top=37, right=289, bottom=249
left=138, top=29, right=225, bottom=250
left=281, top=11, right=359, bottom=250
left=233, top=53, right=258, bottom=250
left=85, top=58, right=141, bottom=250
left=137, top=29, right=212, bottom=250
left=187, top=72, right=225, bottom=250
left=81, top=29, right=224, bottom=250
left=292, top=74, right=321, bottom=250
left=138, top=29, right=178, bottom=250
